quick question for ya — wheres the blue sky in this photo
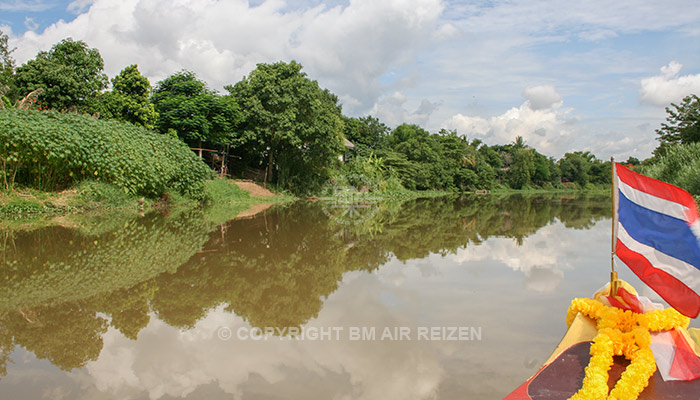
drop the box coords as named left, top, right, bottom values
left=2, top=0, right=700, bottom=158
left=0, top=0, right=80, bottom=32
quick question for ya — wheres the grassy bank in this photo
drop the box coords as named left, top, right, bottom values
left=0, top=178, right=290, bottom=228
left=1, top=176, right=612, bottom=225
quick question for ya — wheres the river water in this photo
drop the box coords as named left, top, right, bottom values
left=0, top=194, right=690, bottom=399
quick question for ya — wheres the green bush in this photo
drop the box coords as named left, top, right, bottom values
left=332, top=154, right=407, bottom=195
left=642, top=143, right=700, bottom=195
left=0, top=109, right=214, bottom=199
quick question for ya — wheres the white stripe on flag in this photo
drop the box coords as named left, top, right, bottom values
left=691, top=220, right=700, bottom=242
left=617, top=178, right=690, bottom=222
left=617, top=224, right=700, bottom=293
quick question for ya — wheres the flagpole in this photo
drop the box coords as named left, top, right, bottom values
left=610, top=157, right=618, bottom=295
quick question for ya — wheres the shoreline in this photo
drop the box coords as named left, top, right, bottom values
left=1, top=182, right=612, bottom=224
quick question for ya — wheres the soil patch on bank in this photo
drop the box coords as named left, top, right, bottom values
left=231, top=180, right=276, bottom=197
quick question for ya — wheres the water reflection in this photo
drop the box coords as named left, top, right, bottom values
left=0, top=193, right=613, bottom=398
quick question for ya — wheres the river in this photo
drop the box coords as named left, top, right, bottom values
left=1, top=193, right=689, bottom=399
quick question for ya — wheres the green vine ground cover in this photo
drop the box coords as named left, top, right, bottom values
left=0, top=109, right=213, bottom=199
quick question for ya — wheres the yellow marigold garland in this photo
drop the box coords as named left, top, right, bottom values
left=565, top=298, right=691, bottom=400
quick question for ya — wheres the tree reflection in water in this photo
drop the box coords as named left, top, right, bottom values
left=0, top=193, right=609, bottom=374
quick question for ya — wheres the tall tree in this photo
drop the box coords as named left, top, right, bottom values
left=559, top=152, right=590, bottom=187
left=97, top=64, right=157, bottom=128
left=0, top=30, right=15, bottom=97
left=13, top=38, right=108, bottom=111
left=343, top=115, right=389, bottom=151
left=227, top=61, right=345, bottom=193
left=510, top=148, right=534, bottom=189
left=151, top=70, right=238, bottom=144
left=531, top=151, right=552, bottom=185
left=654, top=94, right=700, bottom=156
left=512, top=135, right=527, bottom=150
left=384, top=124, right=441, bottom=190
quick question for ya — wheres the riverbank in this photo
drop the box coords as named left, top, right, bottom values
left=490, top=185, right=611, bottom=195
left=1, top=180, right=615, bottom=222
left=0, top=178, right=290, bottom=229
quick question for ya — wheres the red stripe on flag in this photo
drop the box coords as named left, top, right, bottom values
left=606, top=295, right=630, bottom=310
left=616, top=163, right=698, bottom=223
left=616, top=239, right=700, bottom=318
left=669, top=328, right=700, bottom=381
left=617, top=287, right=645, bottom=314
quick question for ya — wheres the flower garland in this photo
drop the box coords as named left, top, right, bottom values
left=565, top=297, right=690, bottom=400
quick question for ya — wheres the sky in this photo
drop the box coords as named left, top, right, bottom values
left=1, top=0, right=700, bottom=159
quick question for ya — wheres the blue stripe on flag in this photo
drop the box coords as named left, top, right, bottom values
left=618, top=190, right=700, bottom=270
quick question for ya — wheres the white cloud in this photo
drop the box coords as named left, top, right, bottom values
left=450, top=221, right=605, bottom=292
left=0, top=0, right=53, bottom=11
left=432, top=23, right=459, bottom=41
left=370, top=91, right=440, bottom=127
left=67, top=0, right=95, bottom=14
left=23, top=16, right=37, bottom=31
left=84, top=278, right=446, bottom=400
left=450, top=1, right=700, bottom=40
left=442, top=86, right=576, bottom=156
left=639, top=61, right=700, bottom=106
left=9, top=0, right=443, bottom=115
left=585, top=132, right=655, bottom=162
left=522, top=85, right=562, bottom=111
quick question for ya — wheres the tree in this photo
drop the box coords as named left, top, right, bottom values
left=512, top=135, right=527, bottom=150
left=0, top=29, right=15, bottom=104
left=478, top=143, right=504, bottom=169
left=13, top=38, right=108, bottom=111
left=510, top=148, right=534, bottom=189
left=227, top=61, right=345, bottom=193
left=343, top=115, right=389, bottom=151
left=151, top=70, right=238, bottom=144
left=623, top=156, right=640, bottom=166
left=384, top=124, right=442, bottom=190
left=654, top=94, right=700, bottom=156
left=531, top=152, right=551, bottom=185
left=588, top=156, right=611, bottom=185
left=559, top=152, right=590, bottom=187
left=96, top=65, right=157, bottom=128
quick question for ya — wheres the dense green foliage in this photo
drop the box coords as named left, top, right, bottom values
left=343, top=115, right=389, bottom=152
left=95, top=65, right=157, bottom=128
left=13, top=38, right=108, bottom=112
left=228, top=61, right=345, bottom=194
left=337, top=122, right=609, bottom=193
left=654, top=94, right=700, bottom=157
left=0, top=109, right=213, bottom=198
left=0, top=30, right=14, bottom=100
left=76, top=180, right=141, bottom=207
left=151, top=70, right=238, bottom=144
left=642, top=142, right=700, bottom=195
left=639, top=93, right=700, bottom=196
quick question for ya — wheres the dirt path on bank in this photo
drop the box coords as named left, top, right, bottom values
left=231, top=180, right=276, bottom=197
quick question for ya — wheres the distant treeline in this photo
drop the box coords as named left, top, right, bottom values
left=1, top=33, right=697, bottom=196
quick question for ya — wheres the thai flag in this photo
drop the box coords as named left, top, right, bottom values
left=614, top=162, right=700, bottom=318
